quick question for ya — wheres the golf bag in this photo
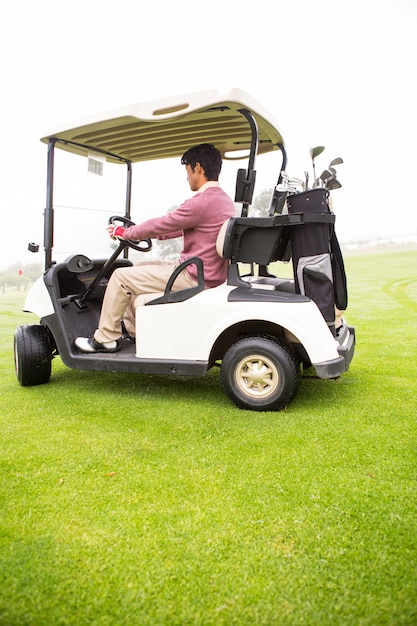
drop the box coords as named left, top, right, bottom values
left=287, top=188, right=347, bottom=335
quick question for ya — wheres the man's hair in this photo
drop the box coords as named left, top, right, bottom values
left=181, top=143, right=222, bottom=180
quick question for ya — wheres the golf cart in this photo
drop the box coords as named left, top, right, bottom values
left=14, top=88, right=355, bottom=411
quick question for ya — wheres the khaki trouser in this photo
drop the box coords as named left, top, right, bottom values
left=94, top=260, right=197, bottom=343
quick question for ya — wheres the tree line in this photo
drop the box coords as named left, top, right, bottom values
left=0, top=262, right=43, bottom=293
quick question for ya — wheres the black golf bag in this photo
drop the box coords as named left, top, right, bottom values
left=286, top=188, right=348, bottom=335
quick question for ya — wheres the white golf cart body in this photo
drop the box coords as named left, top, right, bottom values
left=16, top=88, right=355, bottom=411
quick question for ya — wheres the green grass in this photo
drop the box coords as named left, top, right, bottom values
left=1, top=247, right=416, bottom=625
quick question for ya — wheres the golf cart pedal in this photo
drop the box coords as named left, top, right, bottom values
left=71, top=296, right=88, bottom=310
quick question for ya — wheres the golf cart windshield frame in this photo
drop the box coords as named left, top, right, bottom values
left=44, top=137, right=134, bottom=269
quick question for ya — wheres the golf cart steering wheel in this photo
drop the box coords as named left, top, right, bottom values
left=108, top=216, right=152, bottom=253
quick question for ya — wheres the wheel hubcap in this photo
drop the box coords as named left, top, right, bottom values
left=235, top=353, right=279, bottom=399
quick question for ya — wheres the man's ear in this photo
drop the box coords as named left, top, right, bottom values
left=195, top=161, right=206, bottom=177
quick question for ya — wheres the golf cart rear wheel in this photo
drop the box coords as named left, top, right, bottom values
left=221, top=337, right=300, bottom=411
left=14, top=324, right=52, bottom=386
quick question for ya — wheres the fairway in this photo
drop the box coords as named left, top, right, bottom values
left=1, top=247, right=416, bottom=625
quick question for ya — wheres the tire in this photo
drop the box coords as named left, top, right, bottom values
left=221, top=336, right=300, bottom=411
left=14, top=324, right=52, bottom=386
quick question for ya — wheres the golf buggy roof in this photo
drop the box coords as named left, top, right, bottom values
left=40, top=88, right=284, bottom=163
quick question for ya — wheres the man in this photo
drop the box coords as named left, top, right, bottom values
left=75, top=143, right=236, bottom=353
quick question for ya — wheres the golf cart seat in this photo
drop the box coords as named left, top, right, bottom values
left=216, top=216, right=294, bottom=291
left=131, top=214, right=295, bottom=314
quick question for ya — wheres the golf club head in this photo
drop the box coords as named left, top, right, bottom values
left=327, top=178, right=342, bottom=190
left=329, top=157, right=343, bottom=167
left=319, top=169, right=332, bottom=182
left=310, top=146, right=325, bottom=160
left=322, top=173, right=335, bottom=188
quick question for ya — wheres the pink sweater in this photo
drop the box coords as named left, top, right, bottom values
left=123, top=186, right=236, bottom=287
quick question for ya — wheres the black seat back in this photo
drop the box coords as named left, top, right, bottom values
left=217, top=216, right=293, bottom=288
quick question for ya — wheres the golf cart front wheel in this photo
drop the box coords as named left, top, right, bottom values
left=14, top=324, right=53, bottom=386
left=221, top=337, right=300, bottom=411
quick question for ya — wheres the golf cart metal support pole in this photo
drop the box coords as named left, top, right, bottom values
left=44, top=138, right=57, bottom=270
left=278, top=143, right=288, bottom=179
left=124, top=161, right=133, bottom=259
left=268, top=143, right=288, bottom=215
left=238, top=108, right=258, bottom=217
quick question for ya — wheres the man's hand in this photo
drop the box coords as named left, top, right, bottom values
left=107, top=225, right=126, bottom=239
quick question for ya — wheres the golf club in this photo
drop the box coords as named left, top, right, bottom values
left=310, top=146, right=325, bottom=188
left=280, top=172, right=304, bottom=193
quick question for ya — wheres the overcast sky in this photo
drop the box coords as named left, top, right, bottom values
left=1, top=0, right=416, bottom=269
